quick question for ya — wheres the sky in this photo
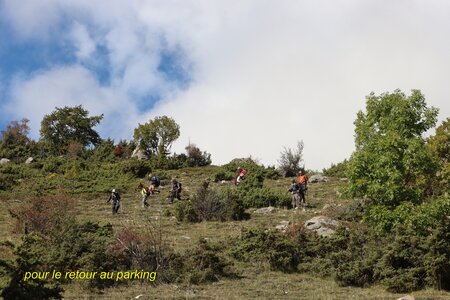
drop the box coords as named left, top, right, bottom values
left=0, top=0, right=449, bottom=170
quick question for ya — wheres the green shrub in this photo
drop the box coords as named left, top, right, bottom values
left=175, top=183, right=248, bottom=222
left=231, top=228, right=300, bottom=272
left=183, top=239, right=230, bottom=284
left=117, top=159, right=151, bottom=178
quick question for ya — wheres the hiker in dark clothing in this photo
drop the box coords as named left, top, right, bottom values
left=107, top=189, right=121, bottom=214
left=288, top=179, right=301, bottom=209
left=149, top=174, right=161, bottom=194
left=168, top=178, right=182, bottom=203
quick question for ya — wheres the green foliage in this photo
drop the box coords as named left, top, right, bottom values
left=133, top=116, right=180, bottom=157
left=2, top=196, right=115, bottom=297
left=428, top=118, right=450, bottom=195
left=347, top=90, right=439, bottom=207
left=183, top=239, right=230, bottom=284
left=278, top=141, right=304, bottom=177
left=185, top=143, right=211, bottom=167
left=40, top=105, right=103, bottom=155
left=322, top=159, right=349, bottom=177
left=239, top=186, right=290, bottom=208
left=175, top=183, right=248, bottom=222
left=89, top=138, right=117, bottom=163
left=428, top=117, right=450, bottom=163
left=117, top=159, right=152, bottom=178
left=231, top=228, right=300, bottom=272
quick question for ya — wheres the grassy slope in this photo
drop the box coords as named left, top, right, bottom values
left=1, top=165, right=449, bottom=300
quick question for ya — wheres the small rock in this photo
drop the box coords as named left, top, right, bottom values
left=221, top=180, right=227, bottom=184
left=254, top=206, right=276, bottom=214
left=279, top=220, right=290, bottom=226
left=309, top=174, right=329, bottom=183
left=181, top=236, right=191, bottom=240
left=275, top=224, right=288, bottom=232
left=396, top=296, right=415, bottom=300
left=0, top=158, right=11, bottom=165
left=322, top=204, right=332, bottom=210
left=340, top=177, right=348, bottom=182
left=135, top=295, right=144, bottom=299
left=25, top=157, right=34, bottom=164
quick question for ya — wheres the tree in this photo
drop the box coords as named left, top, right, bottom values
left=427, top=117, right=450, bottom=194
left=185, top=143, right=212, bottom=167
left=278, top=141, right=304, bottom=177
left=133, top=116, right=180, bottom=157
left=0, top=118, right=34, bottom=159
left=40, top=106, right=103, bottom=155
left=347, top=90, right=439, bottom=206
left=428, top=117, right=450, bottom=163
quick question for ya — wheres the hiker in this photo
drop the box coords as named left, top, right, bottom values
left=107, top=189, right=121, bottom=214
left=235, top=167, right=248, bottom=185
left=168, top=178, right=182, bottom=203
left=149, top=174, right=161, bottom=194
left=141, top=185, right=150, bottom=208
left=296, top=170, right=308, bottom=210
left=288, top=179, right=301, bottom=209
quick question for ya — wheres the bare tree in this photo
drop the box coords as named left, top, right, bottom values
left=278, top=141, right=304, bottom=177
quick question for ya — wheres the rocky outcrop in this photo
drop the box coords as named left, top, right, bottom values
left=0, top=158, right=11, bottom=165
left=254, top=206, right=276, bottom=214
left=304, top=216, right=340, bottom=237
left=309, top=174, right=329, bottom=183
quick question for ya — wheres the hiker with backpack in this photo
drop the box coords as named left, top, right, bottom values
left=288, top=179, right=301, bottom=209
left=149, top=174, right=161, bottom=194
left=168, top=178, right=182, bottom=203
left=235, top=167, right=248, bottom=185
left=107, top=189, right=121, bottom=214
left=296, top=170, right=308, bottom=211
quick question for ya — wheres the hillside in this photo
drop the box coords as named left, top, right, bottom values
left=1, top=161, right=449, bottom=300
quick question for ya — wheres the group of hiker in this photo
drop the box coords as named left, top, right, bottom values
left=288, top=170, right=309, bottom=211
left=106, top=175, right=182, bottom=214
left=107, top=168, right=309, bottom=214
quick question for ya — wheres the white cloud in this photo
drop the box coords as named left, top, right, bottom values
left=6, top=66, right=139, bottom=140
left=2, top=0, right=450, bottom=169
left=70, top=22, right=96, bottom=61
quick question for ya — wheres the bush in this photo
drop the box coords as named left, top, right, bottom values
left=117, top=159, right=151, bottom=178
left=183, top=239, right=230, bottom=284
left=231, top=228, right=300, bottom=272
left=175, top=183, right=248, bottom=222
left=322, top=159, right=349, bottom=177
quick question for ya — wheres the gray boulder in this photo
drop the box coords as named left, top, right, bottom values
left=25, top=157, right=34, bottom=164
left=309, top=174, right=329, bottom=183
left=254, top=206, right=276, bottom=214
left=0, top=158, right=11, bottom=165
left=304, top=216, right=340, bottom=237
left=131, top=148, right=148, bottom=160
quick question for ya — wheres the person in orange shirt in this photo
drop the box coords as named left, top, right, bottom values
left=296, top=170, right=308, bottom=211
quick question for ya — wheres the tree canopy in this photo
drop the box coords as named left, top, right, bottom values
left=347, top=89, right=439, bottom=206
left=133, top=116, right=180, bottom=157
left=40, top=105, right=103, bottom=155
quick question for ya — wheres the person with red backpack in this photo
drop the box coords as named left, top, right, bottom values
left=235, top=167, right=248, bottom=185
